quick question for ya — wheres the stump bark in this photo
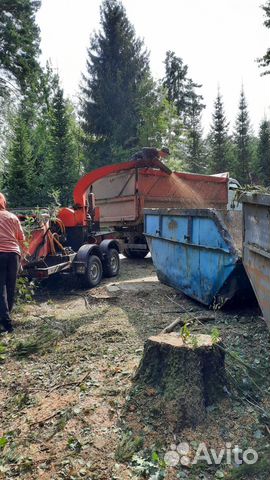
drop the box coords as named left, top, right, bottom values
left=126, top=333, right=226, bottom=433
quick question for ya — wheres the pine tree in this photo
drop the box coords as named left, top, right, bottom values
left=257, top=119, right=270, bottom=185
left=208, top=90, right=230, bottom=173
left=232, top=87, right=252, bottom=184
left=0, top=0, right=41, bottom=96
left=80, top=0, right=154, bottom=168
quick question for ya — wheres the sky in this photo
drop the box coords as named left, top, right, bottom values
left=36, top=0, right=270, bottom=135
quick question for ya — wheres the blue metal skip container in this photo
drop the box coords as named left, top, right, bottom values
left=144, top=208, right=250, bottom=306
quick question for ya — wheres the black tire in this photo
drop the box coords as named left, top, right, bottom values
left=84, top=255, right=103, bottom=288
left=123, top=248, right=149, bottom=259
left=103, top=248, right=120, bottom=277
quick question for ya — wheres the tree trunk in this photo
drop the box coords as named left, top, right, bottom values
left=125, top=333, right=226, bottom=434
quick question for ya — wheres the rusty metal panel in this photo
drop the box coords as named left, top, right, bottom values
left=242, top=193, right=270, bottom=329
left=138, top=171, right=228, bottom=207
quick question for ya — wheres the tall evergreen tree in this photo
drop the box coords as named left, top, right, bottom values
left=208, top=90, right=230, bottom=173
left=7, top=110, right=35, bottom=206
left=257, top=118, right=270, bottom=185
left=5, top=65, right=83, bottom=207
left=184, top=91, right=206, bottom=173
left=48, top=84, right=80, bottom=205
left=258, top=0, right=270, bottom=75
left=0, top=0, right=41, bottom=96
left=80, top=0, right=154, bottom=168
left=232, top=87, right=252, bottom=184
left=163, top=51, right=205, bottom=128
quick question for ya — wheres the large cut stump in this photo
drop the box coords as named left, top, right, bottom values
left=125, top=333, right=226, bottom=434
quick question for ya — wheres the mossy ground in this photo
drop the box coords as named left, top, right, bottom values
left=0, top=256, right=269, bottom=479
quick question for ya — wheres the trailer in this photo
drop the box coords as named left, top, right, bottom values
left=60, top=158, right=231, bottom=258
left=241, top=193, right=270, bottom=329
left=18, top=209, right=120, bottom=288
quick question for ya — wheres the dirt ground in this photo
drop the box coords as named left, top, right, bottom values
left=0, top=256, right=269, bottom=480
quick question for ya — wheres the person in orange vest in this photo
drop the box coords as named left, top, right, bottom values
left=0, top=193, right=25, bottom=333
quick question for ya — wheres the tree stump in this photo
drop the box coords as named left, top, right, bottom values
left=125, top=333, right=226, bottom=434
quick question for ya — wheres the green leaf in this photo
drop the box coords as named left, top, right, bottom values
left=152, top=451, right=160, bottom=463
left=0, top=437, right=8, bottom=449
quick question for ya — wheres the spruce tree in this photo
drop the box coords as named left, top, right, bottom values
left=257, top=119, right=270, bottom=185
left=48, top=84, right=80, bottom=205
left=208, top=90, right=230, bottom=173
left=7, top=110, right=35, bottom=207
left=184, top=90, right=206, bottom=173
left=0, top=0, right=41, bottom=96
left=233, top=87, right=252, bottom=184
left=258, top=0, right=270, bottom=75
left=163, top=51, right=205, bottom=128
left=80, top=0, right=153, bottom=168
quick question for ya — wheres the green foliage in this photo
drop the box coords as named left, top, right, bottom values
left=67, top=437, right=82, bottom=453
left=47, top=84, right=80, bottom=205
left=137, top=84, right=187, bottom=168
left=115, top=433, right=144, bottom=462
left=131, top=453, right=165, bottom=479
left=211, top=327, right=221, bottom=344
left=163, top=51, right=205, bottom=126
left=80, top=0, right=155, bottom=168
left=257, top=119, right=270, bottom=185
left=12, top=317, right=78, bottom=359
left=16, top=277, right=36, bottom=304
left=6, top=110, right=35, bottom=206
left=232, top=87, right=252, bottom=185
left=190, top=335, right=199, bottom=348
left=180, top=323, right=191, bottom=343
left=0, top=0, right=41, bottom=96
left=13, top=339, right=40, bottom=358
left=0, top=437, right=8, bottom=450
left=4, top=64, right=82, bottom=207
left=0, top=343, right=7, bottom=364
left=258, top=1, right=270, bottom=75
left=208, top=90, right=230, bottom=173
left=183, top=106, right=206, bottom=173
left=163, top=51, right=205, bottom=173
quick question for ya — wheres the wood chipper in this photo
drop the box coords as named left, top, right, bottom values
left=16, top=200, right=120, bottom=288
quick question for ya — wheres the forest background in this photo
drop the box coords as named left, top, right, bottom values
left=0, top=0, right=270, bottom=207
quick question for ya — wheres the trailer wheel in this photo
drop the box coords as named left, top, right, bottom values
left=123, top=247, right=149, bottom=259
left=123, top=236, right=149, bottom=259
left=84, top=255, right=103, bottom=288
left=103, top=248, right=120, bottom=277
